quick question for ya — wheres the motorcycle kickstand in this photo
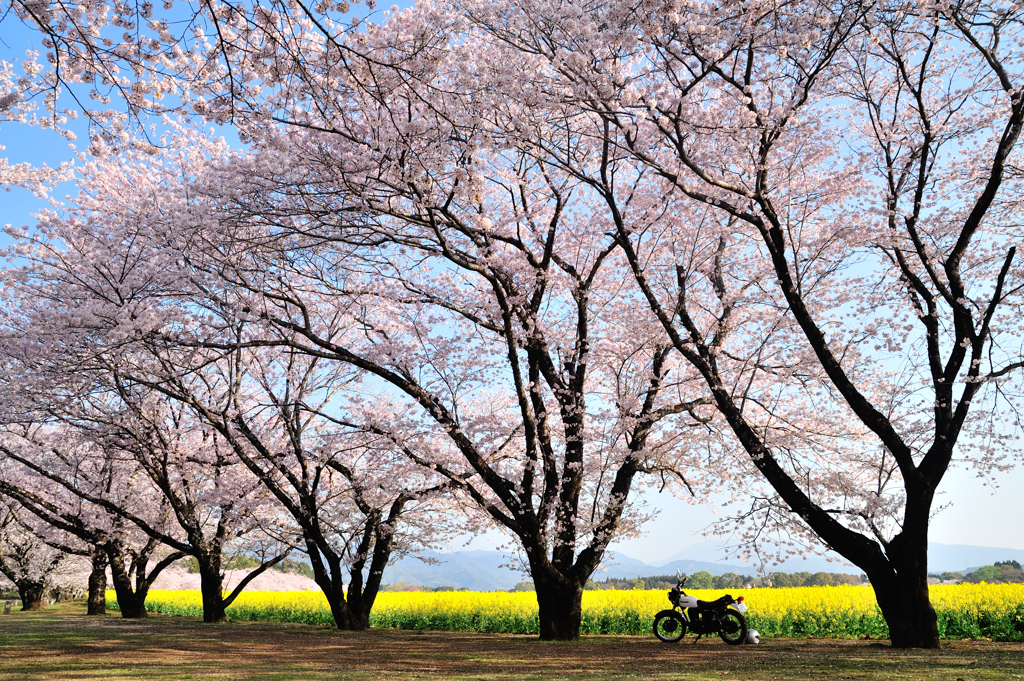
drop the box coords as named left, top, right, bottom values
left=692, top=633, right=703, bottom=644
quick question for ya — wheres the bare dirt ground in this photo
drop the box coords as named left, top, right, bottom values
left=0, top=602, right=1021, bottom=680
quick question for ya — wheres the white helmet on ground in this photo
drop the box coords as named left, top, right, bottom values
left=745, top=629, right=760, bottom=644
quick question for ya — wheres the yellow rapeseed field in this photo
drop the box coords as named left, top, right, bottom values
left=110, top=582, right=1024, bottom=640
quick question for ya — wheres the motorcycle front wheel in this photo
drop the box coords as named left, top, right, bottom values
left=652, top=609, right=687, bottom=643
left=718, top=608, right=748, bottom=646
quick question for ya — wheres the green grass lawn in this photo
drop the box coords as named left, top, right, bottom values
left=1, top=601, right=1022, bottom=680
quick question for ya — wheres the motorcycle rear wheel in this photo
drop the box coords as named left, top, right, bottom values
left=718, top=608, right=748, bottom=645
left=652, top=609, right=687, bottom=643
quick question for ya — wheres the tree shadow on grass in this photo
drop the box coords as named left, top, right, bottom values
left=0, top=602, right=1019, bottom=680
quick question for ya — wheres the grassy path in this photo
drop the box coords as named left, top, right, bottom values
left=1, top=602, right=1022, bottom=680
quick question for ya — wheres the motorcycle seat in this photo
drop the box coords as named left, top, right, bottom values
left=696, top=595, right=733, bottom=609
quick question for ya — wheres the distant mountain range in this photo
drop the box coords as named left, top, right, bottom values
left=383, top=542, right=1024, bottom=591
left=925, top=543, right=1024, bottom=574
left=385, top=551, right=527, bottom=591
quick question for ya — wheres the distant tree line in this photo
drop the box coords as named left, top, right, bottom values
left=931, top=560, right=1023, bottom=585
left=180, top=556, right=315, bottom=580
left=583, top=575, right=682, bottom=591
left=379, top=582, right=471, bottom=593
left=764, top=572, right=866, bottom=588
left=580, top=571, right=866, bottom=591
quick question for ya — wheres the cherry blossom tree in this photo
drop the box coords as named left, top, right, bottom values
left=0, top=206, right=292, bottom=623
left=0, top=423, right=191, bottom=618
left=69, top=390, right=292, bottom=623
left=140, top=343, right=462, bottom=630
left=0, top=495, right=85, bottom=610
left=176, top=78, right=716, bottom=637
left=0, top=132, right=472, bottom=630
left=9, top=99, right=719, bottom=640
left=0, top=350, right=180, bottom=618
left=0, top=334, right=289, bottom=625
left=0, top=454, right=115, bottom=614
left=445, top=0, right=1024, bottom=648
left=0, top=0, right=392, bottom=146
left=5, top=0, right=727, bottom=637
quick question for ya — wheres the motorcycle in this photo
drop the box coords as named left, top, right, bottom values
left=652, top=574, right=748, bottom=645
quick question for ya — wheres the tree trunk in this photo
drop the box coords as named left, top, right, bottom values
left=344, top=561, right=375, bottom=631
left=869, top=519, right=940, bottom=649
left=18, top=582, right=46, bottom=611
left=107, top=550, right=147, bottom=619
left=343, top=524, right=392, bottom=631
left=109, top=579, right=147, bottom=618
left=343, top=586, right=372, bottom=630
left=872, top=572, right=940, bottom=648
left=532, top=570, right=585, bottom=641
left=87, top=548, right=108, bottom=616
left=331, top=597, right=368, bottom=630
left=319, top=576, right=364, bottom=630
left=309, top=552, right=363, bottom=630
left=198, top=561, right=227, bottom=623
